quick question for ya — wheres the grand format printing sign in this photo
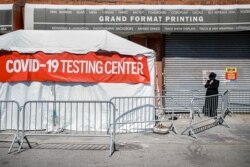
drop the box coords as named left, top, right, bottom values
left=25, top=4, right=250, bottom=33
left=0, top=52, right=150, bottom=83
left=0, top=4, right=13, bottom=33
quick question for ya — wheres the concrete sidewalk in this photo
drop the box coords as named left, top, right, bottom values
left=0, top=114, right=250, bottom=167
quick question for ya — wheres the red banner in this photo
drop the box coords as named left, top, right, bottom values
left=0, top=52, right=150, bottom=83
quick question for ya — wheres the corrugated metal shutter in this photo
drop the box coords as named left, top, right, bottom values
left=163, top=32, right=250, bottom=93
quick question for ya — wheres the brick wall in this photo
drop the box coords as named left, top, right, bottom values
left=155, top=61, right=163, bottom=95
left=129, top=34, right=164, bottom=93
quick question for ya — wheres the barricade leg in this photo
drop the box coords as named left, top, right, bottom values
left=181, top=110, right=198, bottom=139
left=188, top=127, right=197, bottom=139
left=18, top=136, right=32, bottom=153
left=169, top=118, right=178, bottom=134
left=217, top=90, right=231, bottom=128
left=216, top=115, right=230, bottom=128
left=109, top=132, right=116, bottom=157
left=8, top=134, right=21, bottom=153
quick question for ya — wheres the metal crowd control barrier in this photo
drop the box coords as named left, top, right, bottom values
left=110, top=96, right=177, bottom=134
left=162, top=90, right=203, bottom=113
left=0, top=100, right=21, bottom=153
left=182, top=90, right=230, bottom=139
left=229, top=89, right=250, bottom=113
left=18, top=101, right=116, bottom=156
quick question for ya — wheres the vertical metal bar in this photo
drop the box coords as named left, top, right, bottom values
left=208, top=96, right=211, bottom=118
left=212, top=95, right=214, bottom=117
left=47, top=102, right=49, bottom=132
left=118, top=98, right=121, bottom=132
left=134, top=97, right=137, bottom=132
left=59, top=102, right=61, bottom=129
left=147, top=97, right=150, bottom=129
left=108, top=99, right=112, bottom=133
left=144, top=97, right=147, bottom=129
left=124, top=98, right=127, bottom=132
left=5, top=102, right=8, bottom=130
left=122, top=98, right=125, bottom=132
left=22, top=102, right=26, bottom=137
left=112, top=102, right=116, bottom=150
left=70, top=102, right=72, bottom=133
left=0, top=102, right=2, bottom=130
left=29, top=103, right=32, bottom=131
left=106, top=102, right=108, bottom=133
left=100, top=103, right=102, bottom=134
left=130, top=97, right=134, bottom=132
left=150, top=97, right=153, bottom=123
left=11, top=102, right=13, bottom=130
left=221, top=94, right=224, bottom=114
left=88, top=102, right=90, bottom=133
left=119, top=98, right=121, bottom=127
left=123, top=98, right=126, bottom=133
left=94, top=102, right=96, bottom=134
left=52, top=102, right=56, bottom=127
left=137, top=98, right=140, bottom=132
left=64, top=103, right=66, bottom=130
left=121, top=98, right=124, bottom=132
left=149, top=97, right=152, bottom=129
left=35, top=102, right=37, bottom=133
left=76, top=102, right=78, bottom=134
left=138, top=97, right=140, bottom=132
left=40, top=102, right=43, bottom=131
left=206, top=96, right=208, bottom=117
left=143, top=98, right=146, bottom=131
left=131, top=97, right=134, bottom=133
left=117, top=98, right=121, bottom=132
left=16, top=102, right=20, bottom=137
left=141, top=97, right=144, bottom=132
left=82, top=102, right=84, bottom=133
left=128, top=97, right=131, bottom=133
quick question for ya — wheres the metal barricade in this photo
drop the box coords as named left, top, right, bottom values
left=229, top=89, right=250, bottom=113
left=110, top=96, right=177, bottom=134
left=18, top=101, right=116, bottom=156
left=162, top=90, right=203, bottom=113
left=182, top=90, right=230, bottom=138
left=0, top=100, right=21, bottom=153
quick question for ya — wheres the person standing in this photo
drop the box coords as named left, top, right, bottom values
left=204, top=72, right=220, bottom=117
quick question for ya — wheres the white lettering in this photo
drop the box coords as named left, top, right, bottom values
left=105, top=61, right=112, bottom=74
left=31, top=59, right=40, bottom=72
left=61, top=60, right=103, bottom=74
left=104, top=61, right=144, bottom=75
left=6, top=59, right=40, bottom=73
left=99, top=16, right=127, bottom=22
left=165, top=16, right=204, bottom=23
left=6, top=60, right=14, bottom=73
left=130, top=16, right=162, bottom=23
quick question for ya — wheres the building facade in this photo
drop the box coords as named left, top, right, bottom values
left=1, top=0, right=250, bottom=92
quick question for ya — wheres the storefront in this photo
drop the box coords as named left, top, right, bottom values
left=164, top=31, right=250, bottom=92
left=0, top=4, right=13, bottom=34
left=0, top=4, right=245, bottom=92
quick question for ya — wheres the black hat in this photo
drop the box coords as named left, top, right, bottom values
left=209, top=72, right=216, bottom=79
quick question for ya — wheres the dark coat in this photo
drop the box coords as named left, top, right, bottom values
left=205, top=79, right=219, bottom=96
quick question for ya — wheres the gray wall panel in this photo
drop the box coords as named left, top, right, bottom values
left=164, top=32, right=250, bottom=93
